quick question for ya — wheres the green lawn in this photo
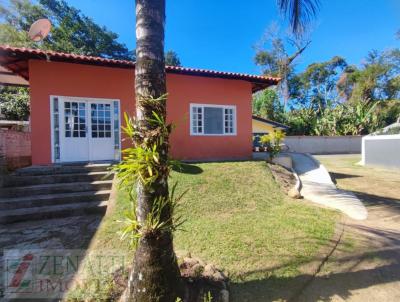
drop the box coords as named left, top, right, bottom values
left=68, top=161, right=337, bottom=301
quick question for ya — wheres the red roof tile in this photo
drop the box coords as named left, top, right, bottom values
left=0, top=45, right=280, bottom=91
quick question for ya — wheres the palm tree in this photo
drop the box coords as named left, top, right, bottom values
left=127, top=0, right=181, bottom=301
left=126, top=0, right=320, bottom=301
left=277, top=0, right=320, bottom=36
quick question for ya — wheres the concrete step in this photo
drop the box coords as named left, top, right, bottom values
left=0, top=180, right=113, bottom=198
left=0, top=190, right=111, bottom=210
left=14, top=163, right=112, bottom=176
left=3, top=171, right=113, bottom=187
left=0, top=200, right=108, bottom=224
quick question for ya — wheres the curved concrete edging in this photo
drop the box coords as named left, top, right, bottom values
left=290, top=167, right=302, bottom=193
left=289, top=152, right=368, bottom=221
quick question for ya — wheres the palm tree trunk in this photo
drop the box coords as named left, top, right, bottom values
left=127, top=0, right=181, bottom=301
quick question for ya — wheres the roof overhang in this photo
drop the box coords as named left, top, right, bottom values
left=0, top=65, right=29, bottom=86
left=0, top=45, right=280, bottom=92
left=252, top=115, right=289, bottom=130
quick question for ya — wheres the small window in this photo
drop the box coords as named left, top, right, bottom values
left=190, top=104, right=236, bottom=136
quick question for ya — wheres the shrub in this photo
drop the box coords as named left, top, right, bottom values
left=260, top=130, right=286, bottom=160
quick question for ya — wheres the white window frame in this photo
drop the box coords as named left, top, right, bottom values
left=190, top=103, right=237, bottom=136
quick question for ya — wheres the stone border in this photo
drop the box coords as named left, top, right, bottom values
left=290, top=167, right=302, bottom=192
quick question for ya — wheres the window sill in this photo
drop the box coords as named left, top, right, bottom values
left=190, top=133, right=237, bottom=137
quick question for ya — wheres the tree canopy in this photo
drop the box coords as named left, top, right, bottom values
left=0, top=0, right=134, bottom=60
left=165, top=50, right=181, bottom=67
left=253, top=27, right=400, bottom=136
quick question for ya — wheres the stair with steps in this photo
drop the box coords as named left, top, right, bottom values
left=0, top=163, right=114, bottom=224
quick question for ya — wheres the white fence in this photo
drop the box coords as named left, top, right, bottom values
left=362, top=135, right=400, bottom=169
left=284, top=136, right=362, bottom=154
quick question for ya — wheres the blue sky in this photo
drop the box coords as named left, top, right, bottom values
left=66, top=0, right=400, bottom=74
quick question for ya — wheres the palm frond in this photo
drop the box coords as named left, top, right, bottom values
left=277, top=0, right=320, bottom=35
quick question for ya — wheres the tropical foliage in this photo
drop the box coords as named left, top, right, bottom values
left=260, top=129, right=286, bottom=159
left=0, top=86, right=29, bottom=120
left=253, top=30, right=400, bottom=136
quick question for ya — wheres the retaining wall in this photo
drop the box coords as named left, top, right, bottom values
left=284, top=136, right=362, bottom=154
left=362, top=135, right=400, bottom=169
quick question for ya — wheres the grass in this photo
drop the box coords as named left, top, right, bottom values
left=67, top=161, right=338, bottom=301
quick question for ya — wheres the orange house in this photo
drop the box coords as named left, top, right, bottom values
left=0, top=46, right=278, bottom=165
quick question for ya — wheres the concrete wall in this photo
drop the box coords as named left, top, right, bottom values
left=362, top=135, right=400, bottom=169
left=0, top=129, right=31, bottom=170
left=284, top=136, right=362, bottom=154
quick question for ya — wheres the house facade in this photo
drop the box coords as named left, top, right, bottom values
left=252, top=115, right=289, bottom=148
left=0, top=46, right=279, bottom=165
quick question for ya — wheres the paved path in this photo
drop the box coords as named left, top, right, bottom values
left=0, top=215, right=101, bottom=300
left=296, top=154, right=400, bottom=302
left=290, top=153, right=368, bottom=220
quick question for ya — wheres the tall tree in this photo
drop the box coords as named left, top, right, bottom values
left=165, top=50, right=181, bottom=67
left=337, top=49, right=400, bottom=102
left=291, top=56, right=347, bottom=111
left=0, top=0, right=134, bottom=60
left=126, top=0, right=181, bottom=300
left=253, top=88, right=285, bottom=123
left=254, top=24, right=310, bottom=108
left=124, top=1, right=322, bottom=300
left=277, top=0, right=320, bottom=36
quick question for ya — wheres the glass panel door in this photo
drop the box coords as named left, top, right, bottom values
left=59, top=99, right=89, bottom=162
left=88, top=101, right=115, bottom=161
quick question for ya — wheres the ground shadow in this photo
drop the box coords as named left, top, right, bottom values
left=329, top=172, right=361, bottom=184
left=230, top=245, right=400, bottom=302
left=345, top=189, right=400, bottom=218
left=173, top=163, right=203, bottom=174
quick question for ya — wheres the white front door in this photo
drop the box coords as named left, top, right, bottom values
left=58, top=97, right=119, bottom=163
left=88, top=102, right=115, bottom=161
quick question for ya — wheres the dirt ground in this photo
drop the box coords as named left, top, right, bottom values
left=268, top=162, right=297, bottom=194
left=297, top=154, right=400, bottom=302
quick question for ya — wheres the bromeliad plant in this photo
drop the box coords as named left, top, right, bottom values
left=260, top=129, right=286, bottom=160
left=113, top=95, right=186, bottom=250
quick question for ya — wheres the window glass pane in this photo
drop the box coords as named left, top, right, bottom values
left=204, top=107, right=223, bottom=134
left=224, top=107, right=234, bottom=134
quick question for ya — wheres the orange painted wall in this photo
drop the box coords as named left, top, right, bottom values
left=166, top=74, right=253, bottom=161
left=29, top=60, right=253, bottom=164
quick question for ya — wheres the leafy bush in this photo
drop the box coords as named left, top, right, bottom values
left=260, top=129, right=286, bottom=160
left=0, top=86, right=30, bottom=120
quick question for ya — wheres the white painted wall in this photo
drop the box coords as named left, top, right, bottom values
left=284, top=136, right=362, bottom=154
left=362, top=134, right=400, bottom=169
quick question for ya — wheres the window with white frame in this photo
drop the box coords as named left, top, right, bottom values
left=190, top=104, right=236, bottom=135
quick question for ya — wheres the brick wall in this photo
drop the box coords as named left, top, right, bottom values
left=0, top=129, right=31, bottom=170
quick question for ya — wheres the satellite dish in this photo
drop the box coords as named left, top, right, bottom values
left=28, top=19, right=51, bottom=42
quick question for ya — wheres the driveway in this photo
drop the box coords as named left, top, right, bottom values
left=297, top=154, right=400, bottom=302
left=290, top=153, right=367, bottom=220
